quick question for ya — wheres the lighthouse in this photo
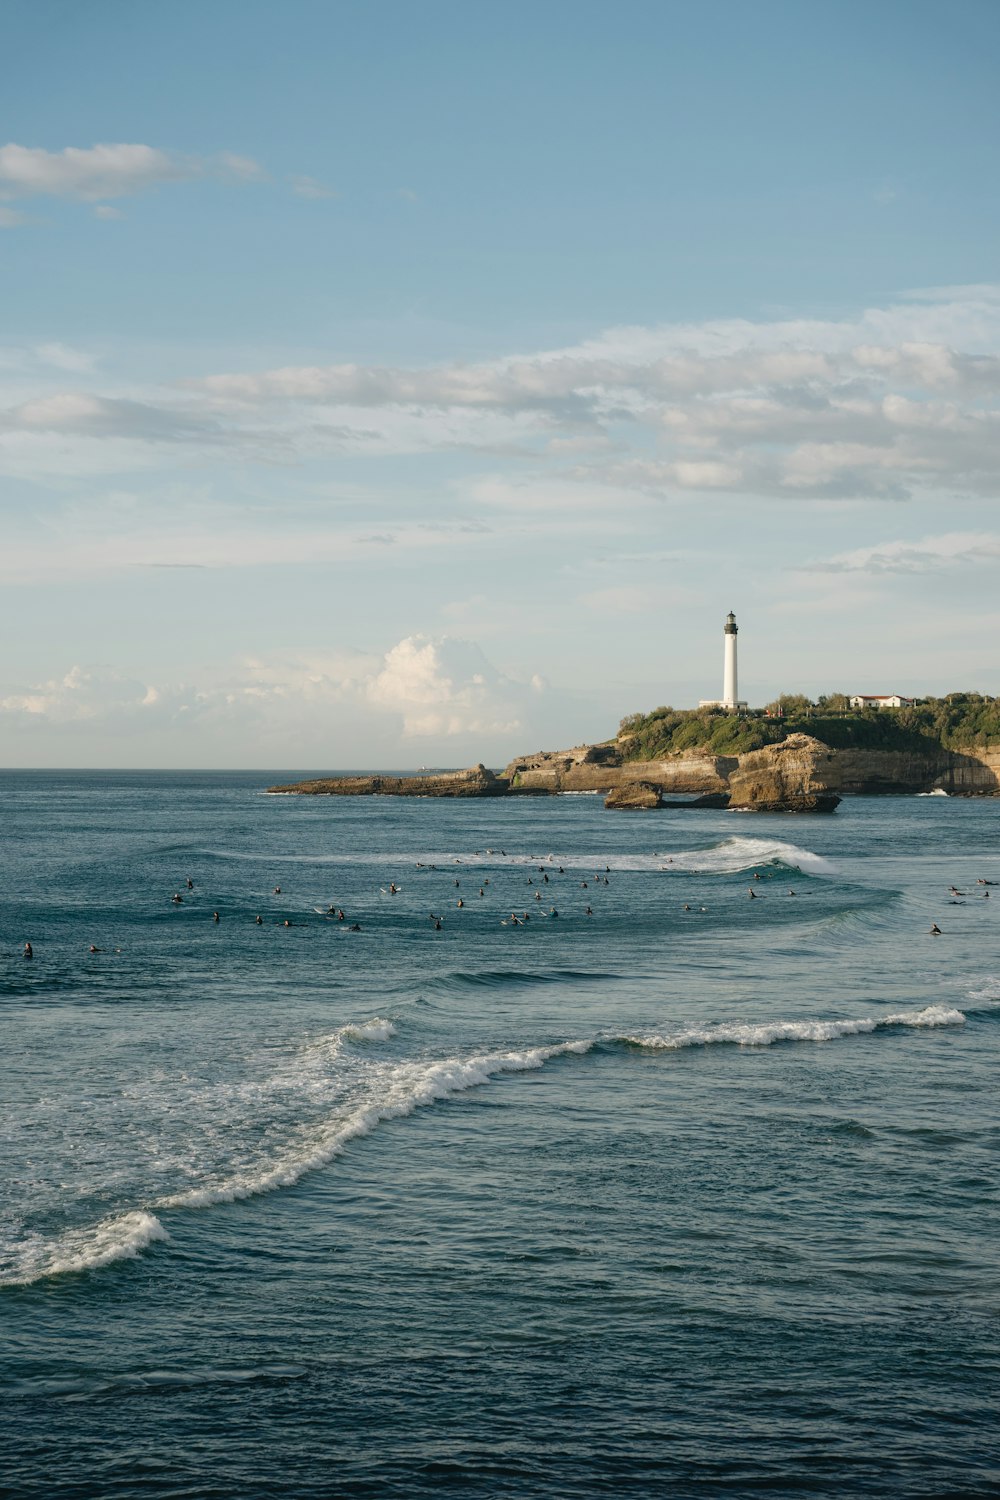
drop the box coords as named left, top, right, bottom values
left=723, top=611, right=738, bottom=709
left=699, top=611, right=746, bottom=713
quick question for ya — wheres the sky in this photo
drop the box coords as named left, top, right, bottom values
left=2, top=0, right=999, bottom=768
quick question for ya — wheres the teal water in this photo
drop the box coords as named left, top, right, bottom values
left=2, top=772, right=999, bottom=1497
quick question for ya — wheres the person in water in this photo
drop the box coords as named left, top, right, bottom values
left=171, top=893, right=183, bottom=904
left=213, top=911, right=220, bottom=923
left=255, top=915, right=263, bottom=924
left=23, top=941, right=33, bottom=958
left=929, top=923, right=942, bottom=934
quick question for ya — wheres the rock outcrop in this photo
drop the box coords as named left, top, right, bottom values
left=604, top=782, right=662, bottom=810
left=726, top=735, right=841, bottom=813
left=268, top=764, right=514, bottom=797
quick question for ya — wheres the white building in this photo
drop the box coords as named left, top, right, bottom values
left=699, top=611, right=748, bottom=713
left=849, top=694, right=916, bottom=710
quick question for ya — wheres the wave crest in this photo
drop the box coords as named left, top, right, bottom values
left=2, top=1210, right=168, bottom=1287
left=619, top=1005, right=965, bottom=1051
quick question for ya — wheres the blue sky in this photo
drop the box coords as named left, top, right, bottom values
left=2, top=0, right=999, bottom=766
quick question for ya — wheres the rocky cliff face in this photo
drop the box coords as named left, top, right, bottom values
left=726, top=735, right=840, bottom=812
left=504, top=745, right=734, bottom=795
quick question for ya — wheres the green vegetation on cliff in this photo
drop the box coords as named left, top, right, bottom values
left=618, top=693, right=1000, bottom=760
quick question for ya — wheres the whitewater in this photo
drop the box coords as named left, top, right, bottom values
left=2, top=771, right=999, bottom=1499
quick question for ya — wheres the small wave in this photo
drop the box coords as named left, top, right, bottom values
left=1, top=1210, right=168, bottom=1288
left=967, top=978, right=1000, bottom=1005
left=429, top=969, right=613, bottom=993
left=407, top=837, right=837, bottom=878
left=618, top=1005, right=965, bottom=1051
left=917, top=788, right=949, bottom=797
left=157, top=1039, right=592, bottom=1210
left=298, top=1017, right=396, bottom=1061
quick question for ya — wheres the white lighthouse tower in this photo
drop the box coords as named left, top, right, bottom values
left=723, top=610, right=738, bottom=709
left=699, top=611, right=746, bottom=713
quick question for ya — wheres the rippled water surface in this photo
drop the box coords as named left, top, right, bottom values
left=2, top=772, right=999, bottom=1497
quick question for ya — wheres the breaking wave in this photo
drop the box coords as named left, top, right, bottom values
left=157, top=1039, right=592, bottom=1211
left=1, top=1210, right=168, bottom=1288
left=618, top=1005, right=966, bottom=1051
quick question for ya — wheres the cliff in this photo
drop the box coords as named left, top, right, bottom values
left=726, top=735, right=840, bottom=812
left=269, top=733, right=1000, bottom=805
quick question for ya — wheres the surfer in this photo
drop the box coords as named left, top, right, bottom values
left=585, top=905, right=593, bottom=916
left=949, top=886, right=965, bottom=896
left=186, top=878, right=194, bottom=890
left=748, top=888, right=757, bottom=899
left=435, top=919, right=442, bottom=930
left=349, top=923, right=361, bottom=931
left=457, top=898, right=464, bottom=908
left=389, top=883, right=398, bottom=894
left=171, top=893, right=183, bottom=904
left=273, top=886, right=281, bottom=894
left=89, top=945, right=102, bottom=953
left=23, top=941, right=32, bottom=958
left=255, top=915, right=263, bottom=924
left=550, top=908, right=558, bottom=917
left=929, top=923, right=942, bottom=934
left=213, top=911, right=220, bottom=923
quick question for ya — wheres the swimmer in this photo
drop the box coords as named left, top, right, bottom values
left=23, top=941, right=32, bottom=958
left=255, top=915, right=263, bottom=924
left=929, top=923, right=942, bottom=934
left=213, top=911, right=220, bottom=923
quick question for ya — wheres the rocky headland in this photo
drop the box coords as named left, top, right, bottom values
left=269, top=711, right=1000, bottom=812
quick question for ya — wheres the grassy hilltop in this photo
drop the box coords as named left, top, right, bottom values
left=617, top=692, right=1000, bottom=760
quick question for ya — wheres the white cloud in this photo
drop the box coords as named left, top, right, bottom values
left=804, top=532, right=1000, bottom=575
left=0, top=205, right=32, bottom=227
left=367, top=635, right=531, bottom=736
left=289, top=174, right=335, bottom=199
left=0, top=142, right=265, bottom=201
left=0, top=637, right=544, bottom=748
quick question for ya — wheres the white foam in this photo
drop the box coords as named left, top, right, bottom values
left=412, top=837, right=837, bottom=878
left=620, top=1005, right=965, bottom=1051
left=1, top=1210, right=169, bottom=1287
left=158, top=1039, right=592, bottom=1210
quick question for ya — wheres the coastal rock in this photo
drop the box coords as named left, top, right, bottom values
left=268, top=764, right=515, bottom=797
left=604, top=782, right=662, bottom=810
left=727, top=734, right=840, bottom=813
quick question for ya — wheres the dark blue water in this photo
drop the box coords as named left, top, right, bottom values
left=2, top=773, right=999, bottom=1497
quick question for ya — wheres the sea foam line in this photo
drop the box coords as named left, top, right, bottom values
left=157, top=1039, right=592, bottom=1210
left=2, top=1037, right=591, bottom=1286
left=618, top=1005, right=965, bottom=1051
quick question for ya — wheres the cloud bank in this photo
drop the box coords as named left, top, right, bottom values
left=4, top=285, right=1000, bottom=511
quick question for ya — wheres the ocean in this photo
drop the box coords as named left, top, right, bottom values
left=2, top=771, right=998, bottom=1498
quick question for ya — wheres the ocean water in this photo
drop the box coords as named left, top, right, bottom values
left=2, top=771, right=999, bottom=1498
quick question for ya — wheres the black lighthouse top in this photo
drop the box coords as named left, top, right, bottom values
left=724, top=611, right=738, bottom=635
